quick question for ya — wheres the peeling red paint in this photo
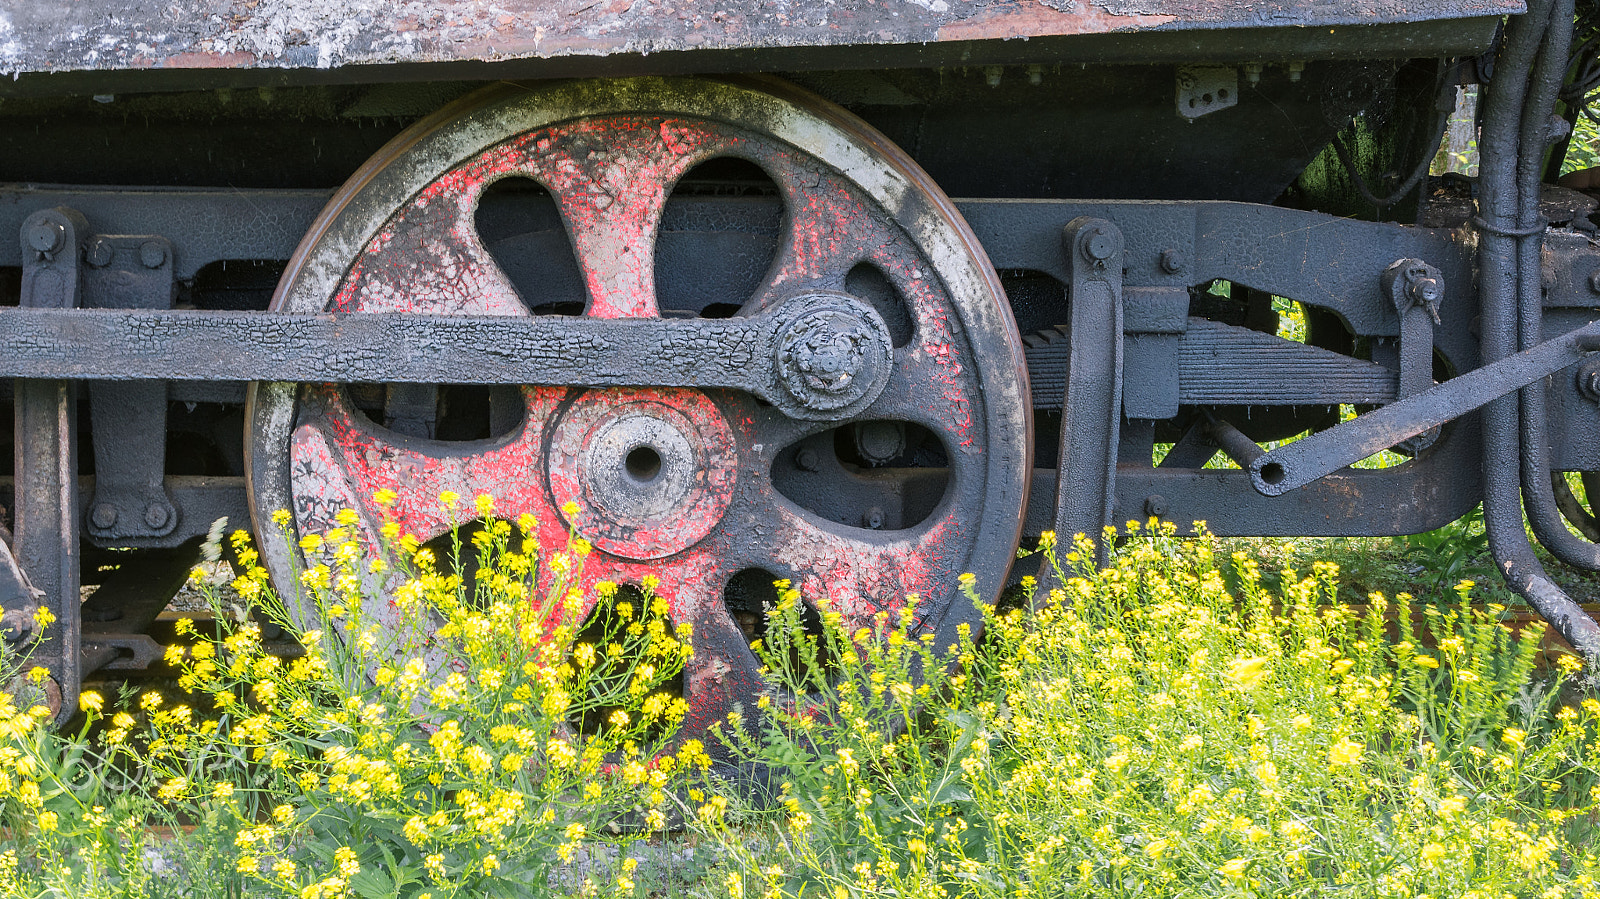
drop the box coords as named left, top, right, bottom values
left=333, top=115, right=735, bottom=318
left=159, top=50, right=259, bottom=68
left=936, top=1, right=1176, bottom=42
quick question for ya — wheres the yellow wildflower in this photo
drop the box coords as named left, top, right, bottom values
left=1227, top=657, right=1270, bottom=690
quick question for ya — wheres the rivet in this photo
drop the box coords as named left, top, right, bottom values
left=139, top=240, right=167, bottom=269
left=90, top=503, right=118, bottom=529
left=144, top=503, right=170, bottom=530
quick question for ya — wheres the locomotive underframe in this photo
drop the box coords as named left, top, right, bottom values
left=7, top=180, right=1600, bottom=711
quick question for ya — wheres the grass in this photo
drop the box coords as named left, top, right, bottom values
left=0, top=504, right=1594, bottom=898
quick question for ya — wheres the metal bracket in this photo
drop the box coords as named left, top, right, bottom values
left=1046, top=217, right=1124, bottom=572
left=15, top=208, right=84, bottom=720
left=1381, top=258, right=1445, bottom=454
left=82, top=235, right=177, bottom=542
left=1176, top=66, right=1239, bottom=120
left=1121, top=286, right=1189, bottom=420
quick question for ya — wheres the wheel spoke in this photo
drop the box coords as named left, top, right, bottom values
left=565, top=550, right=762, bottom=737
left=511, top=118, right=732, bottom=319
left=719, top=483, right=966, bottom=633
left=331, top=168, right=528, bottom=317
left=655, top=563, right=766, bottom=737
left=289, top=385, right=564, bottom=544
left=743, top=403, right=837, bottom=456
left=864, top=356, right=984, bottom=447
left=761, top=158, right=881, bottom=297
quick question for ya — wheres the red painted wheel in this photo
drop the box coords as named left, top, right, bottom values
left=246, top=77, right=1030, bottom=755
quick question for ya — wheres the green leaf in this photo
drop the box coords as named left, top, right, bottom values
left=348, top=866, right=397, bottom=899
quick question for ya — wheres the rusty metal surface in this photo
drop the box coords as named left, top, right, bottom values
left=0, top=0, right=1522, bottom=80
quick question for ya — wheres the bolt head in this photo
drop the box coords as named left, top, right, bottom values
left=1577, top=359, right=1600, bottom=402
left=25, top=220, right=64, bottom=255
left=89, top=502, right=118, bottom=530
left=85, top=237, right=113, bottom=267
left=1584, top=372, right=1600, bottom=402
left=0, top=609, right=34, bottom=646
left=1587, top=268, right=1600, bottom=295
left=144, top=502, right=170, bottom=530
left=1159, top=248, right=1187, bottom=274
left=774, top=297, right=892, bottom=418
left=1083, top=228, right=1118, bottom=262
left=138, top=240, right=167, bottom=269
left=1144, top=494, right=1169, bottom=518
left=795, top=448, right=819, bottom=472
left=1409, top=277, right=1442, bottom=305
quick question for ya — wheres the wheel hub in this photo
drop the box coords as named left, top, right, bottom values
left=773, top=295, right=893, bottom=418
left=548, top=388, right=737, bottom=560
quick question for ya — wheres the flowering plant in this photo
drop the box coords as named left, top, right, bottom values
left=117, top=494, right=706, bottom=898
left=707, top=522, right=1600, bottom=899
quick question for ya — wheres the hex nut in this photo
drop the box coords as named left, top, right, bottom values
left=85, top=237, right=114, bottom=267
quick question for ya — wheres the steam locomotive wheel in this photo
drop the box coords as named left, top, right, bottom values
left=245, top=77, right=1030, bottom=753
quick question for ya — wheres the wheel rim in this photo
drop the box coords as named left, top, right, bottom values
left=246, top=76, right=1031, bottom=752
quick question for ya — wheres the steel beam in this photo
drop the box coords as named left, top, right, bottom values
left=14, top=209, right=84, bottom=720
